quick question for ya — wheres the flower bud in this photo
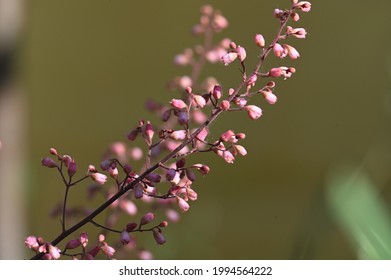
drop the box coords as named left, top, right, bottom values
left=192, top=94, right=206, bottom=108
left=49, top=148, right=58, bottom=156
left=159, top=221, right=168, bottom=227
left=100, top=159, right=112, bottom=171
left=178, top=111, right=189, bottom=126
left=170, top=99, right=187, bottom=110
left=221, top=52, right=238, bottom=66
left=152, top=228, right=166, bottom=245
left=65, top=239, right=81, bottom=250
left=126, top=222, right=138, bottom=232
left=294, top=1, right=311, bottom=12
left=247, top=74, right=258, bottom=87
left=101, top=242, right=115, bottom=258
left=145, top=173, right=161, bottom=183
left=254, top=34, right=265, bottom=47
left=284, top=44, right=300, bottom=59
left=273, top=43, right=287, bottom=58
left=220, top=100, right=230, bottom=111
left=245, top=105, right=263, bottom=120
left=212, top=85, right=222, bottom=100
left=192, top=164, right=210, bottom=175
left=67, top=161, right=77, bottom=178
left=80, top=233, right=88, bottom=248
left=169, top=130, right=187, bottom=140
left=144, top=121, right=154, bottom=145
left=62, top=155, right=72, bottom=167
left=220, top=130, right=236, bottom=143
left=25, top=236, right=39, bottom=251
left=268, top=67, right=283, bottom=77
left=234, top=97, right=247, bottom=107
left=90, top=173, right=108, bottom=185
left=186, top=169, right=196, bottom=182
left=48, top=244, right=61, bottom=259
left=127, top=129, right=139, bottom=141
left=262, top=91, right=278, bottom=104
left=120, top=230, right=131, bottom=245
left=176, top=158, right=186, bottom=168
left=176, top=196, right=190, bottom=212
left=166, top=168, right=177, bottom=181
left=41, top=157, right=57, bottom=168
left=234, top=145, right=247, bottom=156
left=140, top=212, right=155, bottom=225
left=134, top=183, right=144, bottom=199
left=236, top=46, right=246, bottom=62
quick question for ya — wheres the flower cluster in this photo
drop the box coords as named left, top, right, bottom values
left=26, top=0, right=311, bottom=260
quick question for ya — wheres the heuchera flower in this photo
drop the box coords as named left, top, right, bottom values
left=244, top=105, right=263, bottom=120
left=221, top=52, right=238, bottom=66
left=90, top=173, right=108, bottom=185
left=254, top=34, right=265, bottom=47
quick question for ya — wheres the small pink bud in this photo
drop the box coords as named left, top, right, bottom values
left=62, top=155, right=72, bottom=167
left=120, top=230, right=131, bottom=245
left=247, top=74, right=258, bottom=87
left=140, top=212, right=155, bottom=225
left=41, top=157, right=57, bottom=168
left=176, top=196, right=190, bottom=212
left=221, top=52, right=238, bottom=66
left=88, top=165, right=97, bottom=173
left=192, top=164, right=210, bottom=175
left=220, top=130, right=236, bottom=143
left=284, top=44, right=300, bottom=59
left=228, top=88, right=235, bottom=96
left=262, top=91, right=278, bottom=104
left=220, top=100, right=230, bottom=111
left=159, top=221, right=168, bottom=227
left=80, top=233, right=88, bottom=248
left=174, top=54, right=190, bottom=66
left=65, top=239, right=81, bottom=250
left=236, top=46, right=246, bottom=62
left=126, top=222, right=138, bottom=232
left=295, top=1, right=311, bottom=12
left=268, top=67, right=283, bottom=77
left=229, top=41, right=237, bottom=49
left=119, top=199, right=137, bottom=216
left=234, top=97, right=247, bottom=107
left=245, top=105, right=263, bottom=120
left=101, top=242, right=115, bottom=258
left=127, top=129, right=139, bottom=141
left=170, top=99, right=187, bottom=110
left=144, top=121, right=154, bottom=145
left=291, top=12, right=300, bottom=21
left=48, top=244, right=61, bottom=259
left=25, top=236, right=39, bottom=251
left=192, top=94, right=206, bottom=108
left=169, top=130, right=187, bottom=140
left=49, top=148, right=58, bottom=156
left=274, top=9, right=283, bottom=18
left=67, top=161, right=77, bottom=178
left=98, top=234, right=105, bottom=243
left=213, top=14, right=229, bottom=30
left=254, top=34, right=265, bottom=48
left=145, top=173, right=161, bottom=183
left=212, top=85, right=222, bottom=100
left=235, top=133, right=246, bottom=139
left=152, top=228, right=166, bottom=245
left=222, top=150, right=235, bottom=164
left=90, top=173, right=108, bottom=185
left=234, top=145, right=248, bottom=156
left=273, top=43, right=287, bottom=58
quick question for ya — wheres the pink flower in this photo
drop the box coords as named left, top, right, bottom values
left=234, top=145, right=247, bottom=156
left=67, top=161, right=77, bottom=178
left=48, top=244, right=61, bottom=259
left=170, top=99, right=187, bottom=109
left=273, top=43, right=287, bottom=58
left=295, top=1, right=311, bottom=12
left=220, top=100, right=230, bottom=111
left=254, top=34, right=265, bottom=47
left=65, top=239, right=81, bottom=250
left=176, top=196, right=190, bottom=212
left=286, top=26, right=307, bottom=39
left=192, top=94, right=206, bottom=108
left=220, top=130, right=237, bottom=143
left=169, top=130, right=187, bottom=140
left=121, top=230, right=131, bottom=245
left=101, top=242, right=115, bottom=258
left=236, top=46, right=247, bottom=62
left=90, top=173, right=108, bottom=185
left=284, top=44, right=300, bottom=59
left=25, top=236, right=39, bottom=251
left=245, top=105, right=263, bottom=120
left=80, top=232, right=88, bottom=248
left=140, top=212, right=155, bottom=225
left=261, top=91, right=278, bottom=104
left=221, top=52, right=238, bottom=66
left=247, top=74, right=258, bottom=87
left=144, top=121, right=154, bottom=145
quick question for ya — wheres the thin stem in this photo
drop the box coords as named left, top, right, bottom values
left=61, top=186, right=70, bottom=232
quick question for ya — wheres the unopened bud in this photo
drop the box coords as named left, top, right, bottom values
left=140, top=212, right=155, bottom=225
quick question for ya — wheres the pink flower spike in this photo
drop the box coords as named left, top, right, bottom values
left=221, top=52, right=238, bottom=66
left=176, top=196, right=190, bottom=212
left=41, top=157, right=57, bottom=168
left=236, top=46, right=246, bottom=62
left=245, top=105, right=263, bottom=120
left=254, top=34, right=265, bottom=48
left=170, top=99, right=187, bottom=110
left=90, top=173, right=108, bottom=185
left=284, top=44, right=300, bottom=60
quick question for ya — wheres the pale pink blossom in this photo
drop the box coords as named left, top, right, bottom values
left=25, top=236, right=39, bottom=251
left=273, top=43, right=287, bottom=58
left=169, top=130, right=187, bottom=140
left=48, top=244, right=61, bottom=259
left=170, top=99, right=187, bottom=109
left=286, top=26, right=307, bottom=39
left=234, top=145, right=248, bottom=156
left=284, top=44, right=300, bottom=59
left=90, top=173, right=108, bottom=185
left=236, top=46, right=247, bottom=62
left=221, top=52, right=238, bottom=66
left=295, top=1, right=311, bottom=12
left=261, top=91, right=278, bottom=104
left=254, top=34, right=265, bottom=47
left=176, top=196, right=190, bottom=212
left=245, top=105, right=263, bottom=120
left=192, top=94, right=206, bottom=108
left=101, top=242, right=115, bottom=258
left=220, top=100, right=230, bottom=111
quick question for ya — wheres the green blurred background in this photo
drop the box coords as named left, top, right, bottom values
left=2, top=0, right=391, bottom=259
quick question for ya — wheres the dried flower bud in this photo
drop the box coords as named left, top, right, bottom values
left=140, top=212, right=155, bottom=225
left=41, top=157, right=57, bottom=168
left=245, top=105, right=263, bottom=120
left=67, top=161, right=77, bottom=178
left=152, top=228, right=166, bottom=245
left=127, top=129, right=139, bottom=141
left=254, top=34, right=265, bottom=47
left=176, top=158, right=186, bottom=169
